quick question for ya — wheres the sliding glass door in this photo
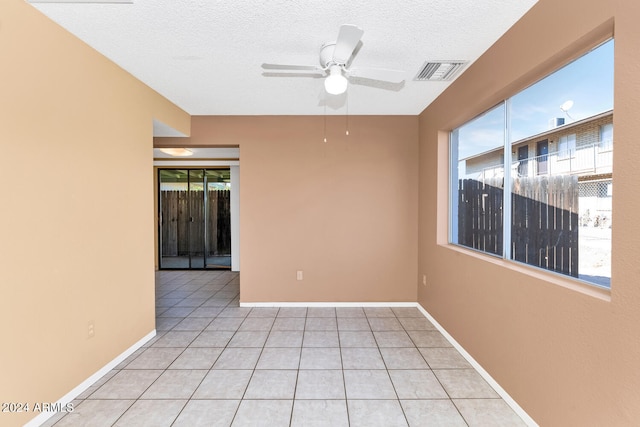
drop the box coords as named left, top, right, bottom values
left=159, top=168, right=231, bottom=269
left=205, top=170, right=232, bottom=268
left=188, top=169, right=206, bottom=268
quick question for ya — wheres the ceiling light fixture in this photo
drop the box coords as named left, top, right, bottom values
left=159, top=148, right=193, bottom=157
left=324, top=65, right=348, bottom=95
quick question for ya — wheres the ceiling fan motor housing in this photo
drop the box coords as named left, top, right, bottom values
left=320, top=42, right=339, bottom=67
left=262, top=24, right=405, bottom=88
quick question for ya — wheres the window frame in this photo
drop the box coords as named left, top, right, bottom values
left=448, top=38, right=614, bottom=290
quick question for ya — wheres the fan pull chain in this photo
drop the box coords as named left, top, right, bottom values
left=323, top=102, right=328, bottom=143
left=345, top=90, right=350, bottom=136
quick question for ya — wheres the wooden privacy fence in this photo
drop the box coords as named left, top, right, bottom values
left=458, top=175, right=579, bottom=277
left=457, top=178, right=504, bottom=256
left=511, top=175, right=578, bottom=277
left=161, top=190, right=231, bottom=257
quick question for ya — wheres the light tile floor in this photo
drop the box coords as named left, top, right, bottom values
left=43, top=270, right=527, bottom=426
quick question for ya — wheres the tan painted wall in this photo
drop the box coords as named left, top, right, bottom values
left=418, top=0, right=640, bottom=425
left=0, top=1, right=189, bottom=425
left=157, top=115, right=418, bottom=302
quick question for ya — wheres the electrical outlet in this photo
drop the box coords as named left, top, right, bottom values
left=422, top=274, right=427, bottom=286
left=296, top=270, right=303, bottom=281
left=88, top=321, right=95, bottom=338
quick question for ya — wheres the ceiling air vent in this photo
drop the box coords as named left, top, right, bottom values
left=414, top=61, right=467, bottom=81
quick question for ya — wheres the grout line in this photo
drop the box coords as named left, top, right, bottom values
left=168, top=293, right=237, bottom=425
left=368, top=311, right=412, bottom=427
left=101, top=400, right=138, bottom=427
left=228, top=305, right=278, bottom=424
left=335, top=310, right=351, bottom=426
left=396, top=312, right=445, bottom=427
left=288, top=309, right=304, bottom=427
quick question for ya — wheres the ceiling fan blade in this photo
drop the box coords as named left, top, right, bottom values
left=348, top=67, right=405, bottom=84
left=332, top=24, right=364, bottom=64
left=262, top=71, right=324, bottom=78
left=262, top=63, right=323, bottom=71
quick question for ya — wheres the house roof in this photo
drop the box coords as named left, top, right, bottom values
left=460, top=109, right=613, bottom=161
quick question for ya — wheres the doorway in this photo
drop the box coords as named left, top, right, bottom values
left=158, top=168, right=231, bottom=269
left=536, top=140, right=549, bottom=175
left=517, top=145, right=529, bottom=177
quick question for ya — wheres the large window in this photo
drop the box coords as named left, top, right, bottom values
left=450, top=39, right=614, bottom=289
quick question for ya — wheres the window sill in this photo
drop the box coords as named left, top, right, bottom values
left=441, top=243, right=611, bottom=302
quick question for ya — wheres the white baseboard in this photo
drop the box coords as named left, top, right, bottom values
left=415, top=304, right=538, bottom=427
left=26, top=330, right=156, bottom=427
left=240, top=301, right=417, bottom=308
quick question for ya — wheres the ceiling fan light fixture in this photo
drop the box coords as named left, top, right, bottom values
left=159, top=148, right=193, bottom=157
left=324, top=65, right=348, bottom=95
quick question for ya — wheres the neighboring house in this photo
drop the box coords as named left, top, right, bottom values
left=461, top=110, right=613, bottom=227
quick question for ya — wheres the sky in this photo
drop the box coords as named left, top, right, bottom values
left=457, top=39, right=614, bottom=160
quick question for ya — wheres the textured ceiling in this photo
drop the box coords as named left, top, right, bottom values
left=30, top=0, right=537, bottom=116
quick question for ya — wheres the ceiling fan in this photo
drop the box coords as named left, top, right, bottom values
left=262, top=24, right=405, bottom=95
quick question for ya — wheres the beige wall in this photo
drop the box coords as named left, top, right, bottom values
left=157, top=115, right=419, bottom=302
left=0, top=1, right=189, bottom=425
left=419, top=0, right=640, bottom=425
